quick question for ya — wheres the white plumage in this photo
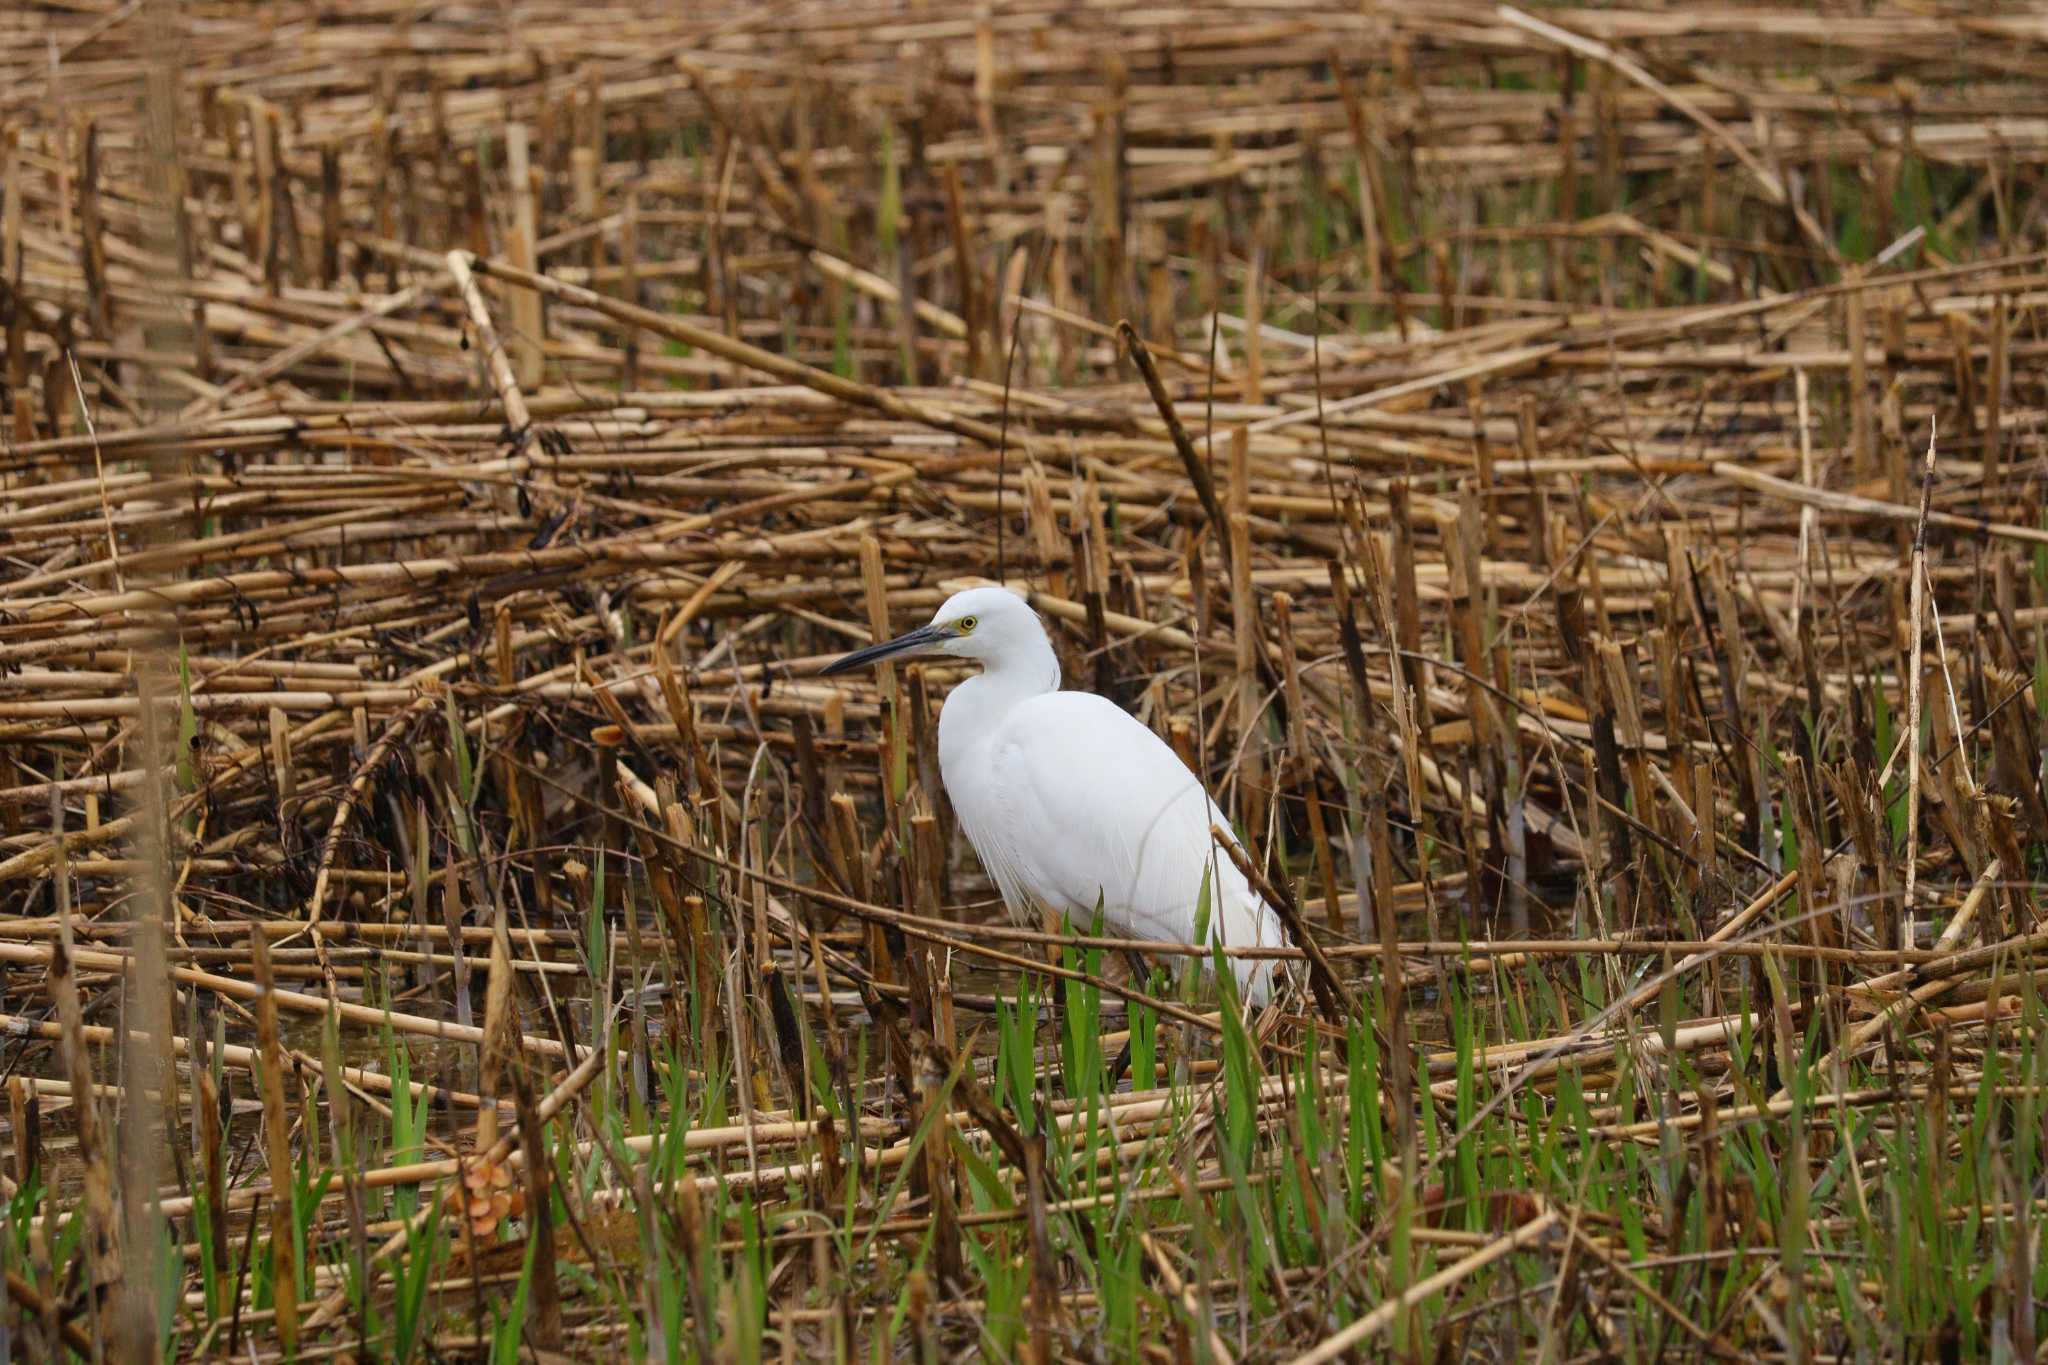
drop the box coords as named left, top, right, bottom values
left=820, top=585, right=1282, bottom=1003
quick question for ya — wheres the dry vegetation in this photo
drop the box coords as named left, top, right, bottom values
left=3, top=1, right=2048, bottom=1359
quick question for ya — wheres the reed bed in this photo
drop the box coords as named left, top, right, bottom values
left=2, top=1, right=2047, bottom=1359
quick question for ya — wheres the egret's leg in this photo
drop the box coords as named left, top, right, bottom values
left=1107, top=1038, right=1134, bottom=1091
left=1100, top=950, right=1151, bottom=1091
left=1119, top=948, right=1152, bottom=985
left=1034, top=904, right=1081, bottom=1095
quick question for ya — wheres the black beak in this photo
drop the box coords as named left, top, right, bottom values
left=817, top=623, right=949, bottom=676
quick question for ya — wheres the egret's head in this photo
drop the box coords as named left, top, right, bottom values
left=818, top=586, right=1043, bottom=675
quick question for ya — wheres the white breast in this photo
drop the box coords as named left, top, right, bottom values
left=939, top=686, right=1280, bottom=1000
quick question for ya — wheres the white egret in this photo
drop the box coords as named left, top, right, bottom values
left=819, top=585, right=1283, bottom=1003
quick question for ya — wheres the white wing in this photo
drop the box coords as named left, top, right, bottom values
left=981, top=692, right=1279, bottom=999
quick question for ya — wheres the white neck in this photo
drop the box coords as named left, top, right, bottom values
left=937, top=626, right=1060, bottom=770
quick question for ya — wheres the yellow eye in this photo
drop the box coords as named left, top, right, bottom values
left=957, top=616, right=978, bottom=633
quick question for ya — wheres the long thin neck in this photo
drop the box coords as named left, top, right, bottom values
left=986, top=623, right=1060, bottom=697
left=938, top=623, right=1059, bottom=767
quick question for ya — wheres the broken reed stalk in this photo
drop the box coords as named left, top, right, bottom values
left=1906, top=425, right=1937, bottom=956
left=1120, top=318, right=1229, bottom=571
left=49, top=793, right=123, bottom=1351
left=250, top=928, right=298, bottom=1355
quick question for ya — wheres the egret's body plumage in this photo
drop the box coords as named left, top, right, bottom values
left=822, top=586, right=1281, bottom=1003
